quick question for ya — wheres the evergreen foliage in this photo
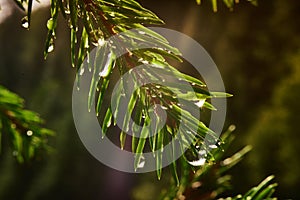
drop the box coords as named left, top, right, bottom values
left=0, top=0, right=279, bottom=199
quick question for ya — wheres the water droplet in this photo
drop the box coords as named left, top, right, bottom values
left=195, top=99, right=205, bottom=108
left=185, top=148, right=207, bottom=167
left=138, top=31, right=146, bottom=35
left=209, top=144, right=218, bottom=149
left=79, top=67, right=85, bottom=75
left=137, top=156, right=146, bottom=169
left=228, top=124, right=236, bottom=132
left=191, top=82, right=196, bottom=86
left=26, top=130, right=33, bottom=136
left=21, top=16, right=29, bottom=29
left=47, top=43, right=54, bottom=53
left=161, top=106, right=168, bottom=110
left=99, top=52, right=112, bottom=77
left=97, top=38, right=106, bottom=46
left=155, top=85, right=161, bottom=89
left=188, top=157, right=206, bottom=166
left=198, top=150, right=207, bottom=156
left=158, top=93, right=163, bottom=98
left=141, top=60, right=149, bottom=65
left=151, top=94, right=157, bottom=98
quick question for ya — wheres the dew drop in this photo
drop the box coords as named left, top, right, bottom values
left=138, top=31, right=146, bottom=35
left=27, top=130, right=33, bottom=136
left=21, top=17, right=29, bottom=29
left=79, top=67, right=85, bottom=76
left=155, top=85, right=161, bottom=89
left=99, top=52, right=112, bottom=77
left=120, top=92, right=126, bottom=97
left=185, top=148, right=207, bottom=167
left=137, top=156, right=146, bottom=169
left=161, top=105, right=168, bottom=110
left=47, top=43, right=54, bottom=53
left=187, top=157, right=206, bottom=166
left=97, top=38, right=106, bottom=47
left=195, top=99, right=205, bottom=108
left=141, top=60, right=149, bottom=65
left=198, top=150, right=207, bottom=156
left=209, top=144, right=218, bottom=149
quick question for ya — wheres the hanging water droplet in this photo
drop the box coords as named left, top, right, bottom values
left=137, top=156, right=146, bottom=169
left=195, top=99, right=205, bottom=108
left=188, top=157, right=206, bottom=166
left=79, top=67, right=85, bottom=76
left=191, top=82, right=196, bottom=86
left=209, top=144, right=218, bottom=149
left=185, top=148, right=207, bottom=167
left=97, top=38, right=106, bottom=46
left=141, top=60, right=149, bottom=65
left=26, top=130, right=33, bottom=136
left=99, top=52, right=112, bottom=77
left=198, top=150, right=207, bottom=156
left=158, top=93, right=163, bottom=98
left=228, top=124, right=236, bottom=132
left=65, top=9, right=71, bottom=14
left=21, top=16, right=29, bottom=29
left=161, top=105, right=168, bottom=110
left=142, top=114, right=146, bottom=119
left=47, top=43, right=54, bottom=53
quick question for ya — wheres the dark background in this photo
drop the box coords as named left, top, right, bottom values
left=0, top=0, right=299, bottom=199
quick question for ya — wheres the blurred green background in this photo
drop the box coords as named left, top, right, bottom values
left=0, top=0, right=299, bottom=199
